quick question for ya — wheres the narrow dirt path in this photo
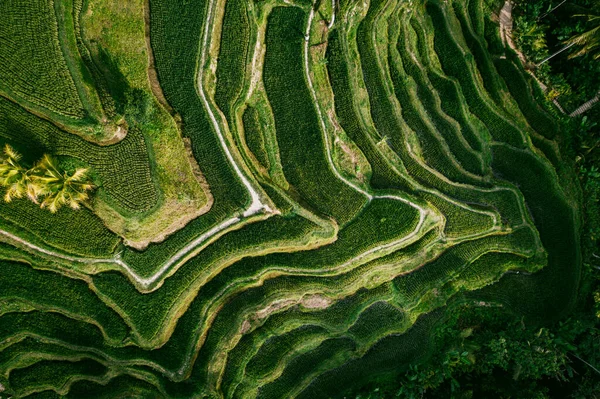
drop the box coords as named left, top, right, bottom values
left=196, top=0, right=271, bottom=218
left=0, top=213, right=245, bottom=291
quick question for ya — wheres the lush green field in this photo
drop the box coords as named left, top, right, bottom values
left=0, top=0, right=582, bottom=397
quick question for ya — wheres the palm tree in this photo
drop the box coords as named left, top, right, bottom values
left=32, top=154, right=94, bottom=213
left=0, top=144, right=39, bottom=203
left=565, top=8, right=600, bottom=59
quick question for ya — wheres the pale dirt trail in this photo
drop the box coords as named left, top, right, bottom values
left=328, top=0, right=336, bottom=29
left=195, top=0, right=270, bottom=217
left=0, top=220, right=238, bottom=290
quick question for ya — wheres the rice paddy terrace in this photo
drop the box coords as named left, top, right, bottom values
left=0, top=0, right=582, bottom=397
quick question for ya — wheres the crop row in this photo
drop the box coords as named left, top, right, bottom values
left=242, top=106, right=271, bottom=171
left=0, top=260, right=129, bottom=344
left=220, top=283, right=399, bottom=396
left=326, top=28, right=414, bottom=192
left=0, top=199, right=119, bottom=257
left=93, top=191, right=423, bottom=349
left=225, top=233, right=535, bottom=396
left=175, top=231, right=531, bottom=396
left=452, top=1, right=510, bottom=111
left=296, top=310, right=442, bottom=398
left=494, top=55, right=562, bottom=147
left=7, top=358, right=107, bottom=397
left=0, top=0, right=84, bottom=118
left=424, top=1, right=527, bottom=148
left=488, top=144, right=580, bottom=322
left=388, top=34, right=485, bottom=185
left=355, top=0, right=414, bottom=173
left=0, top=0, right=582, bottom=397
left=394, top=20, right=487, bottom=177
left=214, top=0, right=251, bottom=123
left=135, top=0, right=259, bottom=276
left=421, top=193, right=495, bottom=238
left=263, top=6, right=367, bottom=225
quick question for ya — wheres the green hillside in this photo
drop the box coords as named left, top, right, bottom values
left=0, top=0, right=585, bottom=397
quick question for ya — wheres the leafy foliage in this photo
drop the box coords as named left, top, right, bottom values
left=0, top=144, right=36, bottom=203
left=352, top=304, right=600, bottom=398
left=513, top=0, right=600, bottom=109
left=31, top=154, right=94, bottom=213
left=565, top=7, right=600, bottom=59
left=0, top=144, right=94, bottom=212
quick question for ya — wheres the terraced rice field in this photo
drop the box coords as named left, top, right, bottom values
left=0, top=0, right=581, bottom=397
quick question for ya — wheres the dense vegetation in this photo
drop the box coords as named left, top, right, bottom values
left=0, top=0, right=590, bottom=397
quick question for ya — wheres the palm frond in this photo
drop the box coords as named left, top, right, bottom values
left=3, top=144, right=22, bottom=162
left=1, top=148, right=95, bottom=212
left=69, top=168, right=89, bottom=182
left=35, top=154, right=62, bottom=177
left=565, top=12, right=600, bottom=59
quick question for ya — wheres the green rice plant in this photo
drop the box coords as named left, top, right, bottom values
left=0, top=0, right=583, bottom=396
left=0, top=338, right=93, bottom=374
left=0, top=0, right=83, bottom=118
left=0, top=312, right=108, bottom=352
left=355, top=0, right=413, bottom=166
left=405, top=14, right=491, bottom=160
left=424, top=69, right=487, bottom=154
left=92, top=214, right=324, bottom=343
left=136, top=0, right=260, bottom=275
left=0, top=199, right=119, bottom=257
left=494, top=56, right=559, bottom=140
left=396, top=22, right=487, bottom=176
left=148, top=0, right=247, bottom=212
left=256, top=337, right=357, bottom=399
left=481, top=6, right=506, bottom=57
left=220, top=281, right=399, bottom=397
left=325, top=29, right=413, bottom=192
left=348, top=301, right=406, bottom=345
left=65, top=374, right=162, bottom=399
left=295, top=311, right=442, bottom=399
left=393, top=227, right=539, bottom=308
left=263, top=6, right=366, bottom=225
left=214, top=0, right=250, bottom=123
left=389, top=39, right=484, bottom=185
left=457, top=251, right=533, bottom=286
left=0, top=260, right=129, bottom=343
left=168, top=257, right=413, bottom=394
left=467, top=0, right=485, bottom=37
left=242, top=106, right=271, bottom=171
left=7, top=358, right=107, bottom=397
left=487, top=144, right=580, bottom=322
left=422, top=193, right=495, bottom=238
left=452, top=1, right=509, bottom=109
left=274, top=198, right=420, bottom=270
left=423, top=2, right=527, bottom=148
left=243, top=325, right=329, bottom=381
left=0, top=98, right=158, bottom=213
